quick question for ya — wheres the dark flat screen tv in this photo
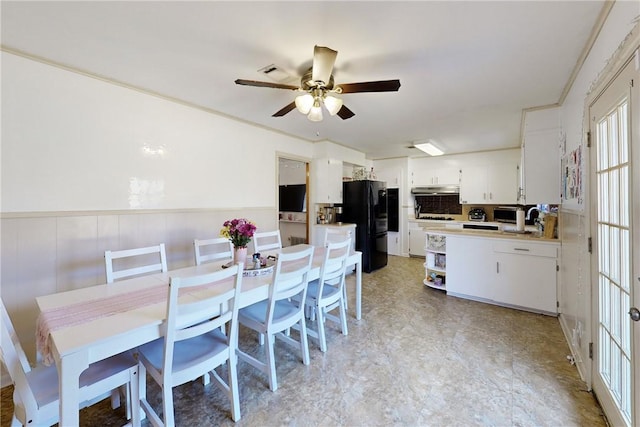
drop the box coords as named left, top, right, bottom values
left=279, top=184, right=306, bottom=212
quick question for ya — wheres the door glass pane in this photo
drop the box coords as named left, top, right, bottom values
left=619, top=103, right=628, bottom=164
left=598, top=119, right=608, bottom=170
left=596, top=98, right=631, bottom=425
left=622, top=357, right=631, bottom=418
left=621, top=287, right=630, bottom=353
left=609, top=111, right=619, bottom=167
left=620, top=166, right=629, bottom=227
left=599, top=173, right=609, bottom=223
left=621, top=229, right=629, bottom=291
left=599, top=224, right=609, bottom=278
left=610, top=226, right=619, bottom=284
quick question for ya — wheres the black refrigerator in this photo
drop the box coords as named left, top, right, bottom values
left=342, top=180, right=388, bottom=272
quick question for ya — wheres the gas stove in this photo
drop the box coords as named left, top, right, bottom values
left=419, top=216, right=455, bottom=221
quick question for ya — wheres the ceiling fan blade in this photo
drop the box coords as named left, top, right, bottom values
left=235, top=79, right=299, bottom=90
left=272, top=101, right=297, bottom=117
left=337, top=80, right=401, bottom=94
left=311, top=45, right=338, bottom=86
left=336, top=105, right=355, bottom=120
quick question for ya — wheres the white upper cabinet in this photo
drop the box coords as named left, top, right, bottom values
left=520, top=108, right=561, bottom=204
left=459, top=165, right=486, bottom=204
left=312, top=158, right=343, bottom=203
left=411, top=157, right=460, bottom=186
left=373, top=158, right=408, bottom=189
left=521, top=129, right=561, bottom=204
left=460, top=158, right=519, bottom=204
left=375, top=166, right=402, bottom=188
left=412, top=167, right=459, bottom=186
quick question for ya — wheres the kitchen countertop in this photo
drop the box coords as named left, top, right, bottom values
left=315, top=222, right=356, bottom=228
left=414, top=224, right=559, bottom=242
left=409, top=218, right=461, bottom=224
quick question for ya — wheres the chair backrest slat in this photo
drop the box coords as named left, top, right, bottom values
left=324, top=228, right=355, bottom=253
left=105, top=243, right=168, bottom=283
left=194, top=238, right=233, bottom=265
left=253, top=230, right=282, bottom=254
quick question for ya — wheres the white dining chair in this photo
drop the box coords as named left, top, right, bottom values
left=0, top=300, right=141, bottom=427
left=137, top=263, right=244, bottom=426
left=236, top=245, right=314, bottom=391
left=323, top=227, right=354, bottom=310
left=104, top=243, right=168, bottom=283
left=252, top=230, right=282, bottom=254
left=300, top=238, right=351, bottom=352
left=193, top=237, right=235, bottom=363
left=194, top=237, right=233, bottom=265
left=104, top=243, right=168, bottom=407
left=324, top=227, right=355, bottom=252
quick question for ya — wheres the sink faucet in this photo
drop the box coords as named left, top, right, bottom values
left=526, top=207, right=539, bottom=220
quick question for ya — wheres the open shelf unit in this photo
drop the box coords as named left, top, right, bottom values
left=424, top=232, right=447, bottom=291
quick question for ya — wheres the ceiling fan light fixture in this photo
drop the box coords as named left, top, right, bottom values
left=308, top=99, right=323, bottom=122
left=323, top=95, right=343, bottom=115
left=295, top=93, right=314, bottom=114
left=236, top=45, right=400, bottom=122
left=414, top=141, right=444, bottom=156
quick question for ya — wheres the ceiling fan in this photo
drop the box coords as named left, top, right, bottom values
left=235, top=45, right=401, bottom=121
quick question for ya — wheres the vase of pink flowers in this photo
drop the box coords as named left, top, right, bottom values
left=220, top=218, right=256, bottom=264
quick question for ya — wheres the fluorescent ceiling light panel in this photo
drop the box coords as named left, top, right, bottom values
left=414, top=142, right=444, bottom=156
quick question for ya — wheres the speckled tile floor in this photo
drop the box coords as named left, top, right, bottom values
left=1, top=255, right=607, bottom=427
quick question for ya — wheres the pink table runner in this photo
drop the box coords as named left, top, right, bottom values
left=37, top=275, right=240, bottom=365
left=36, top=284, right=169, bottom=365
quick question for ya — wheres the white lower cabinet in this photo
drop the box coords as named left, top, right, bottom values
left=408, top=227, right=425, bottom=257
left=446, top=235, right=559, bottom=315
left=493, top=241, right=558, bottom=314
left=387, top=231, right=401, bottom=256
left=446, top=236, right=494, bottom=299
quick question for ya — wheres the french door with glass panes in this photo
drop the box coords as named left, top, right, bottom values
left=590, top=56, right=639, bottom=427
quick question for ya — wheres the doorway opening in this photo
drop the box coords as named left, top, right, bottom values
left=277, top=157, right=310, bottom=246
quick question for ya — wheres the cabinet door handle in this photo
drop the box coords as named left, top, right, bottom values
left=496, top=262, right=499, bottom=273
left=514, top=248, right=530, bottom=252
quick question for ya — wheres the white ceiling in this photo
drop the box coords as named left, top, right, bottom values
left=1, top=1, right=606, bottom=160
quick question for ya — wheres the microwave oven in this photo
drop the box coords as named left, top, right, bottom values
left=493, top=207, right=518, bottom=223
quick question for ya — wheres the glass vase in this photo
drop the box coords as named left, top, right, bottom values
left=234, top=246, right=248, bottom=265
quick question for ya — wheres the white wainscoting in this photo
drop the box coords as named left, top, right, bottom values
left=558, top=209, right=591, bottom=386
left=0, top=207, right=276, bottom=367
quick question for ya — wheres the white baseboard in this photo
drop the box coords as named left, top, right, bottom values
left=558, top=313, right=590, bottom=389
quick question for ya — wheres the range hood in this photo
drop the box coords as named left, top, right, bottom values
left=411, top=185, right=460, bottom=196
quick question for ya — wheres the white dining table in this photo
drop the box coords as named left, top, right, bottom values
left=35, top=245, right=362, bottom=426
